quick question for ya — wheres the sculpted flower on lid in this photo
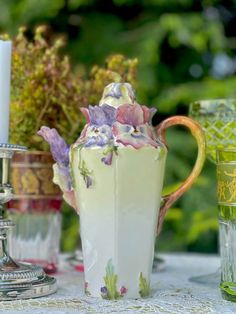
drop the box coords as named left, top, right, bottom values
left=112, top=104, right=157, bottom=149
left=99, top=82, right=136, bottom=108
left=79, top=104, right=116, bottom=148
left=116, top=104, right=154, bottom=126
left=79, top=83, right=158, bottom=149
left=82, top=125, right=113, bottom=148
left=80, top=104, right=116, bottom=127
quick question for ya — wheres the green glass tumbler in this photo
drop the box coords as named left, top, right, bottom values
left=217, top=149, right=236, bottom=301
left=190, top=99, right=236, bottom=163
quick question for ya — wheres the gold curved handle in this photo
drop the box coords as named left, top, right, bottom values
left=156, top=116, right=206, bottom=235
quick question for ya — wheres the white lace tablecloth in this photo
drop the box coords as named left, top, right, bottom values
left=0, top=253, right=235, bottom=314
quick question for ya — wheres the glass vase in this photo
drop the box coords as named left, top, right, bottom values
left=7, top=151, right=62, bottom=274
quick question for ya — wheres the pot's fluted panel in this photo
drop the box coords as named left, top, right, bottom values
left=71, top=146, right=166, bottom=299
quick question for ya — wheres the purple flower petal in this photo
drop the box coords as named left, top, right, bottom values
left=89, top=105, right=107, bottom=126
left=57, top=164, right=72, bottom=190
left=53, top=163, right=78, bottom=212
left=112, top=122, right=158, bottom=149
left=101, top=286, right=108, bottom=294
left=84, top=137, right=98, bottom=147
left=84, top=135, right=108, bottom=147
left=101, top=151, right=113, bottom=165
left=86, top=175, right=92, bottom=188
left=81, top=105, right=116, bottom=127
left=150, top=107, right=157, bottom=119
left=116, top=104, right=157, bottom=127
left=120, top=286, right=128, bottom=295
left=101, top=104, right=116, bottom=126
left=82, top=125, right=113, bottom=147
left=80, top=108, right=90, bottom=123
left=37, top=126, right=69, bottom=166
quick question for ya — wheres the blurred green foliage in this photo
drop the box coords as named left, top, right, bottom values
left=7, top=26, right=137, bottom=150
left=1, top=0, right=236, bottom=253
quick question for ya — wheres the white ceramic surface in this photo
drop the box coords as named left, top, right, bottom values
left=0, top=40, right=11, bottom=143
left=71, top=145, right=166, bottom=299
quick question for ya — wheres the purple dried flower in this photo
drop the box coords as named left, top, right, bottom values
left=37, top=126, right=69, bottom=166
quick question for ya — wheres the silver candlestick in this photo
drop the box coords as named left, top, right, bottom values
left=0, top=143, right=57, bottom=300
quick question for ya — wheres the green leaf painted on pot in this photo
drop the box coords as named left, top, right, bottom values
left=79, top=160, right=91, bottom=177
left=84, top=281, right=91, bottom=296
left=69, top=150, right=76, bottom=189
left=102, top=259, right=120, bottom=300
left=103, top=145, right=118, bottom=156
left=78, top=146, right=93, bottom=188
left=139, top=272, right=150, bottom=298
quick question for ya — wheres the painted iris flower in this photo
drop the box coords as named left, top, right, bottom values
left=112, top=104, right=157, bottom=149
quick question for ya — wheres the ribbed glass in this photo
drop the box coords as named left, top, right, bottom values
left=189, top=99, right=236, bottom=163
left=8, top=211, right=61, bottom=274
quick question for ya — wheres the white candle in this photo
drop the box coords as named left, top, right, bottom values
left=0, top=40, right=12, bottom=143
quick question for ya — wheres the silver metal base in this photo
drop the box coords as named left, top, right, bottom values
left=0, top=261, right=57, bottom=300
left=0, top=144, right=57, bottom=300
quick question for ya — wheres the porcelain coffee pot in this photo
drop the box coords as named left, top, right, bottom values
left=38, top=82, right=205, bottom=299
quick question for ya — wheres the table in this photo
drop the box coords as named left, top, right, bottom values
left=0, top=253, right=235, bottom=314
